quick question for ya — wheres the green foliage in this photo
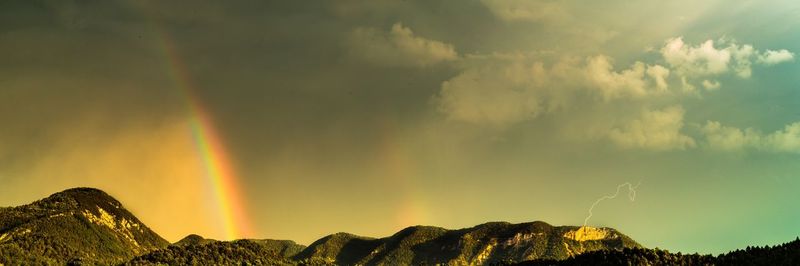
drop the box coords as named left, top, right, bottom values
left=250, top=239, right=306, bottom=258
left=125, top=239, right=297, bottom=265
left=511, top=238, right=800, bottom=266
left=292, top=232, right=381, bottom=265
left=715, top=238, right=800, bottom=265
left=0, top=188, right=168, bottom=265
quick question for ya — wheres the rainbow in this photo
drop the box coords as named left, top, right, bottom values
left=154, top=26, right=253, bottom=240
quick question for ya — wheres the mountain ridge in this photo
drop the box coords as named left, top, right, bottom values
left=0, top=187, right=640, bottom=265
left=11, top=187, right=798, bottom=265
left=290, top=220, right=640, bottom=265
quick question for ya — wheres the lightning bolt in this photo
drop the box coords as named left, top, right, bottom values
left=582, top=181, right=641, bottom=229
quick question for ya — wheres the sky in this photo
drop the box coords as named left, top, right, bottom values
left=1, top=0, right=799, bottom=254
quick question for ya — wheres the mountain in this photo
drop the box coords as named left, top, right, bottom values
left=0, top=188, right=168, bottom=265
left=293, top=221, right=641, bottom=265
left=5, top=187, right=800, bottom=265
left=0, top=187, right=687, bottom=265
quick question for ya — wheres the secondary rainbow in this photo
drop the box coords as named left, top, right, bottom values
left=156, top=30, right=253, bottom=241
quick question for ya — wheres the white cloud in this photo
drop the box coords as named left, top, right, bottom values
left=349, top=22, right=458, bottom=67
left=646, top=64, right=670, bottom=92
left=436, top=49, right=688, bottom=128
left=701, top=79, right=721, bottom=90
left=702, top=121, right=800, bottom=153
left=758, top=49, right=795, bottom=65
left=764, top=122, right=800, bottom=152
left=729, top=43, right=755, bottom=78
left=655, top=36, right=795, bottom=93
left=661, top=37, right=794, bottom=80
left=436, top=58, right=559, bottom=126
left=480, top=0, right=567, bottom=22
left=584, top=56, right=647, bottom=100
left=436, top=37, right=793, bottom=126
left=661, top=38, right=733, bottom=77
left=437, top=67, right=541, bottom=126
left=436, top=53, right=676, bottom=126
left=432, top=36, right=793, bottom=152
left=701, top=121, right=761, bottom=151
left=608, top=106, right=695, bottom=150
left=680, top=76, right=696, bottom=93
left=584, top=56, right=675, bottom=100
